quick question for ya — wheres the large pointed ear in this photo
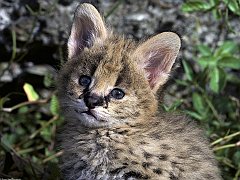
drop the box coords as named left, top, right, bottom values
left=68, top=3, right=107, bottom=59
left=133, top=32, right=181, bottom=92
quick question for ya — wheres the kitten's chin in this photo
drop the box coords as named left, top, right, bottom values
left=73, top=109, right=110, bottom=128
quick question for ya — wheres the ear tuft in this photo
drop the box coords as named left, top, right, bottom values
left=68, top=3, right=107, bottom=59
left=134, top=32, right=181, bottom=92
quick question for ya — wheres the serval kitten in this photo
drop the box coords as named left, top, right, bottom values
left=57, top=3, right=221, bottom=180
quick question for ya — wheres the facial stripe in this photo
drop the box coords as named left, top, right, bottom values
left=91, top=39, right=128, bottom=96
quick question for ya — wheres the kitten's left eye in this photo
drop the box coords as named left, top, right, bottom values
left=110, top=88, right=125, bottom=99
left=79, top=75, right=91, bottom=87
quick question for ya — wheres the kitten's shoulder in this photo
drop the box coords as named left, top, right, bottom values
left=155, top=111, right=204, bottom=135
left=142, top=111, right=210, bottom=149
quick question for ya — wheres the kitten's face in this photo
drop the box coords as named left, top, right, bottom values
left=57, top=3, right=180, bottom=128
left=58, top=39, right=157, bottom=128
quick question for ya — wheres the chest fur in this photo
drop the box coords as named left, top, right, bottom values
left=59, top=125, right=220, bottom=180
left=60, top=129, right=139, bottom=179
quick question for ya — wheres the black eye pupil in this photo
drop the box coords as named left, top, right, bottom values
left=111, top=88, right=125, bottom=99
left=79, top=75, right=91, bottom=87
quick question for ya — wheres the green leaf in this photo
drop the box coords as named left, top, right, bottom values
left=233, top=151, right=240, bottom=167
left=198, top=56, right=217, bottom=67
left=1, top=136, right=12, bottom=152
left=227, top=73, right=240, bottom=84
left=50, top=95, right=59, bottom=116
left=218, top=56, right=240, bottom=69
left=197, top=44, right=212, bottom=56
left=0, top=96, right=10, bottom=109
left=192, top=92, right=206, bottom=115
left=23, top=83, right=39, bottom=101
left=212, top=8, right=222, bottom=19
left=215, top=41, right=238, bottom=57
left=227, top=0, right=240, bottom=15
left=44, top=73, right=55, bottom=88
left=181, top=1, right=213, bottom=12
left=209, top=0, right=220, bottom=6
left=18, top=106, right=29, bottom=113
left=185, top=110, right=203, bottom=120
left=40, top=127, right=52, bottom=142
left=175, top=79, right=189, bottom=86
left=182, top=60, right=194, bottom=81
left=209, top=67, right=220, bottom=93
left=218, top=68, right=227, bottom=92
left=162, top=99, right=183, bottom=112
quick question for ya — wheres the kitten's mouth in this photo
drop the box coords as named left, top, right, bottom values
left=82, top=110, right=97, bottom=119
left=75, top=109, right=106, bottom=122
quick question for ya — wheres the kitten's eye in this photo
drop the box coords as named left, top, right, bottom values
left=110, top=88, right=125, bottom=99
left=79, top=75, right=91, bottom=87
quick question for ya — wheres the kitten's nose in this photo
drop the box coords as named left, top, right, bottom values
left=84, top=92, right=104, bottom=109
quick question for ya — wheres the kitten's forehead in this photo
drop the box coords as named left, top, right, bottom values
left=90, top=37, right=135, bottom=93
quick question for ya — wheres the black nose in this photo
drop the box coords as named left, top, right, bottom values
left=84, top=92, right=104, bottom=109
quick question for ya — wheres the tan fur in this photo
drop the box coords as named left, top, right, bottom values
left=57, top=3, right=221, bottom=180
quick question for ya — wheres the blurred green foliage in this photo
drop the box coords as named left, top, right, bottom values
left=164, top=40, right=240, bottom=179
left=182, top=0, right=240, bottom=31
left=0, top=78, right=62, bottom=178
left=177, top=41, right=240, bottom=179
left=165, top=1, right=240, bottom=179
left=182, top=0, right=240, bottom=17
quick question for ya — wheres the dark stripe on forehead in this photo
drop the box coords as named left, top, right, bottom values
left=94, top=37, right=127, bottom=78
left=92, top=36, right=136, bottom=88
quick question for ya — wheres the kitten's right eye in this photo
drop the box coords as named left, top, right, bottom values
left=79, top=75, right=91, bottom=87
left=110, top=88, right=125, bottom=99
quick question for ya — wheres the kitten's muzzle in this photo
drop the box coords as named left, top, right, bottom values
left=83, top=92, right=105, bottom=109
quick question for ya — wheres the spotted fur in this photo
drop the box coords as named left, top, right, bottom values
left=57, top=3, right=221, bottom=180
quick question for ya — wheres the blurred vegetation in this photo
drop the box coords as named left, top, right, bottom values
left=166, top=40, right=240, bottom=180
left=182, top=0, right=240, bottom=17
left=164, top=0, right=240, bottom=179
left=0, top=0, right=240, bottom=179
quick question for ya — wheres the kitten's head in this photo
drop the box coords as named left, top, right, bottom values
left=57, top=3, right=181, bottom=128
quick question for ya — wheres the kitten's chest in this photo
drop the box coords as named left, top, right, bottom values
left=71, top=129, right=149, bottom=180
